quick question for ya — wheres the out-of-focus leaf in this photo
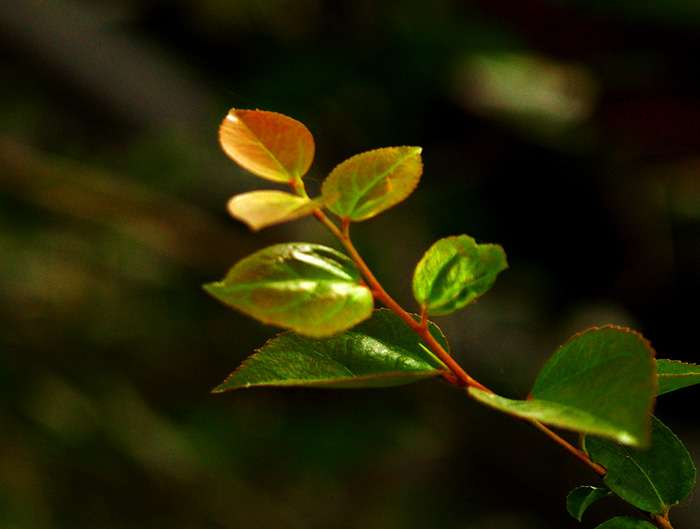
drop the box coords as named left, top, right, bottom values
left=213, top=309, right=448, bottom=391
left=219, top=109, right=315, bottom=183
left=566, top=486, right=610, bottom=521
left=593, top=518, right=657, bottom=529
left=656, top=359, right=700, bottom=395
left=321, top=146, right=422, bottom=221
left=203, top=243, right=373, bottom=337
left=584, top=416, right=696, bottom=515
left=412, top=235, right=507, bottom=315
left=470, top=327, right=656, bottom=446
left=226, top=190, right=317, bottom=231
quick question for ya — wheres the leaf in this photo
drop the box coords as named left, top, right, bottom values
left=566, top=486, right=610, bottom=521
left=227, top=190, right=318, bottom=231
left=532, top=326, right=656, bottom=446
left=213, top=309, right=449, bottom=391
left=469, top=327, right=656, bottom=446
left=219, top=109, right=315, bottom=183
left=203, top=243, right=373, bottom=338
left=321, top=146, right=422, bottom=221
left=656, top=359, right=700, bottom=396
left=593, top=517, right=657, bottom=529
left=584, top=416, right=696, bottom=515
left=412, top=235, right=508, bottom=315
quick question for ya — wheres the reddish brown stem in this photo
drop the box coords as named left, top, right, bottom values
left=310, top=207, right=675, bottom=524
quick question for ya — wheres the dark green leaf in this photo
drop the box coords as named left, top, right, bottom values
left=470, top=327, right=656, bottom=446
left=213, top=309, right=449, bottom=391
left=204, top=243, right=373, bottom=337
left=584, top=416, right=696, bottom=514
left=656, top=359, right=700, bottom=396
left=593, top=517, right=657, bottom=529
left=321, top=146, right=422, bottom=221
left=566, top=486, right=610, bottom=521
left=532, top=326, right=656, bottom=446
left=412, top=235, right=508, bottom=315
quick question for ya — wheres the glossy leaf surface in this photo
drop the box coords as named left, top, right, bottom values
left=470, top=327, right=656, bottom=445
left=532, top=326, right=656, bottom=445
left=584, top=416, right=696, bottom=514
left=656, top=359, right=700, bottom=395
left=227, top=190, right=317, bottom=231
left=594, top=518, right=656, bottom=529
left=412, top=235, right=508, bottom=315
left=321, top=146, right=422, bottom=221
left=219, top=109, right=315, bottom=183
left=204, top=243, right=373, bottom=337
left=213, top=309, right=449, bottom=391
left=469, top=390, right=645, bottom=444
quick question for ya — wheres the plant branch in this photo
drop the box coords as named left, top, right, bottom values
left=526, top=420, right=606, bottom=477
left=311, top=207, right=678, bottom=526
left=313, top=208, right=490, bottom=392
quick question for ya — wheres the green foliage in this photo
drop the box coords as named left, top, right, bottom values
left=470, top=327, right=656, bottom=445
left=213, top=309, right=448, bottom=390
left=567, top=486, right=611, bottom=521
left=412, top=235, right=508, bottom=315
left=321, top=146, right=423, bottom=221
left=209, top=109, right=698, bottom=529
left=204, top=243, right=374, bottom=337
left=656, top=359, right=700, bottom=395
left=584, top=416, right=696, bottom=514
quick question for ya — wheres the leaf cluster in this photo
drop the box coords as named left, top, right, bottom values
left=205, top=109, right=699, bottom=529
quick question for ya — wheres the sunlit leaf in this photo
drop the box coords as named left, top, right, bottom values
left=321, top=146, right=422, bottom=221
left=219, top=109, right=315, bottom=183
left=470, top=327, right=656, bottom=446
left=566, top=486, right=610, bottom=521
left=532, top=326, right=656, bottom=446
left=227, top=190, right=318, bottom=231
left=584, top=416, right=696, bottom=515
left=593, top=518, right=657, bottom=529
left=203, top=243, right=373, bottom=337
left=656, top=359, right=700, bottom=395
left=412, top=235, right=507, bottom=315
left=468, top=390, right=645, bottom=445
left=213, top=309, right=449, bottom=391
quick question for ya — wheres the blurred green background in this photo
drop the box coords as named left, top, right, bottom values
left=2, top=1, right=699, bottom=528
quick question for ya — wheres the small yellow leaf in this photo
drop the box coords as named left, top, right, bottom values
left=227, top=190, right=317, bottom=231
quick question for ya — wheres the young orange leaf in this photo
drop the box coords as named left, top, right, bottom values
left=219, top=109, right=315, bottom=183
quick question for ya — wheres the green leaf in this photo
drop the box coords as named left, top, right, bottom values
left=593, top=517, right=657, bottom=529
left=226, top=190, right=318, bottom=231
left=656, top=359, right=700, bottom=396
left=584, top=416, right=696, bottom=515
left=219, top=109, right=315, bottom=183
left=532, top=326, right=656, bottom=446
left=412, top=235, right=508, bottom=315
left=321, top=146, right=422, bottom=221
left=469, top=327, right=656, bottom=446
left=213, top=309, right=449, bottom=391
left=566, top=486, right=610, bottom=521
left=204, top=243, right=373, bottom=337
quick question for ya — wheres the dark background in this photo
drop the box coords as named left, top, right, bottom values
left=1, top=1, right=699, bottom=528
